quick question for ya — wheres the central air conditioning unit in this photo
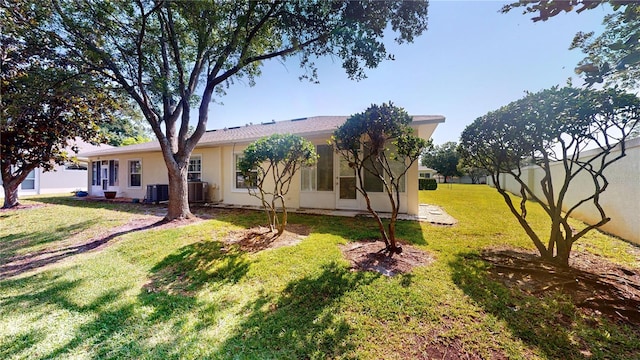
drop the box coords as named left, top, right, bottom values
left=146, top=184, right=169, bottom=204
left=188, top=181, right=208, bottom=203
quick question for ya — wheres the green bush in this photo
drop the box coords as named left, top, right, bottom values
left=419, top=178, right=437, bottom=190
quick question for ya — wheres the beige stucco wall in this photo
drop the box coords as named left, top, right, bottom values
left=86, top=133, right=425, bottom=216
left=490, top=138, right=640, bottom=244
left=219, top=144, right=303, bottom=209
left=191, top=147, right=222, bottom=202
left=93, top=151, right=167, bottom=199
left=89, top=148, right=224, bottom=202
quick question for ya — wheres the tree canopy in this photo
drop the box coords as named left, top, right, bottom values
left=239, top=133, right=317, bottom=237
left=333, top=102, right=428, bottom=255
left=503, top=1, right=640, bottom=89
left=11, top=0, right=430, bottom=220
left=421, top=141, right=460, bottom=182
left=0, top=6, right=126, bottom=208
left=458, top=86, right=640, bottom=266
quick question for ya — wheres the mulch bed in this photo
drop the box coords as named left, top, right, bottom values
left=480, top=246, right=640, bottom=326
left=340, top=240, right=434, bottom=276
left=221, top=224, right=310, bottom=253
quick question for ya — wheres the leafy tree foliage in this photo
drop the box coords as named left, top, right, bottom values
left=238, top=134, right=317, bottom=237
left=459, top=86, right=640, bottom=267
left=501, top=0, right=608, bottom=22
left=457, top=160, right=490, bottom=184
left=0, top=6, right=124, bottom=208
left=333, top=102, right=429, bottom=255
left=421, top=141, right=460, bottom=182
left=502, top=1, right=640, bottom=89
left=100, top=109, right=151, bottom=146
left=13, top=0, right=430, bottom=220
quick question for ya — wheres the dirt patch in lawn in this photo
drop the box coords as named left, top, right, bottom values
left=340, top=240, right=434, bottom=276
left=0, top=203, right=48, bottom=212
left=0, top=215, right=170, bottom=279
left=221, top=224, right=310, bottom=253
left=481, top=246, right=640, bottom=326
left=409, top=326, right=510, bottom=360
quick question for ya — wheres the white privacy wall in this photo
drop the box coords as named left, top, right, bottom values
left=488, top=137, right=640, bottom=245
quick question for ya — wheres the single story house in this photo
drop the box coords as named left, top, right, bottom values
left=418, top=165, right=438, bottom=179
left=81, top=115, right=445, bottom=215
left=1, top=139, right=112, bottom=197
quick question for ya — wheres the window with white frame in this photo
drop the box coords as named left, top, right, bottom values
left=128, top=160, right=142, bottom=188
left=109, top=160, right=119, bottom=186
left=234, top=154, right=257, bottom=189
left=92, top=161, right=100, bottom=186
left=188, top=156, right=202, bottom=182
left=362, top=144, right=406, bottom=193
left=21, top=169, right=36, bottom=190
left=388, top=152, right=406, bottom=193
left=301, top=144, right=333, bottom=191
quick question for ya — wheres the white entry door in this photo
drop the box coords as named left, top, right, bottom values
left=335, top=154, right=359, bottom=209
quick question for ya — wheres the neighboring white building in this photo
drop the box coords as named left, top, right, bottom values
left=1, top=140, right=112, bottom=197
left=418, top=165, right=437, bottom=179
left=82, top=115, right=445, bottom=215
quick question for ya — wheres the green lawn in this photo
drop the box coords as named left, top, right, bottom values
left=1, top=186, right=638, bottom=359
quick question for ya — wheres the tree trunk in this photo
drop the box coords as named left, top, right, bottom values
left=2, top=181, right=20, bottom=209
left=165, top=163, right=192, bottom=220
left=388, top=215, right=400, bottom=254
left=277, top=197, right=287, bottom=237
left=554, top=240, right=571, bottom=268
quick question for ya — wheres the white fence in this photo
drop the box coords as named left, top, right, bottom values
left=488, top=137, right=640, bottom=245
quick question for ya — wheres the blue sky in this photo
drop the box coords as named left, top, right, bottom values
left=204, top=1, right=611, bottom=144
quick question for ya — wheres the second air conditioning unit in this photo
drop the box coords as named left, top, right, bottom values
left=188, top=181, right=208, bottom=203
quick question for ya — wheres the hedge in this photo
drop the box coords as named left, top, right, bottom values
left=419, top=178, right=437, bottom=190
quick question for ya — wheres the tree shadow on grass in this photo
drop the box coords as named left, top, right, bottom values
left=28, top=195, right=159, bottom=215
left=139, top=240, right=250, bottom=321
left=0, top=329, right=46, bottom=359
left=0, top=273, right=135, bottom=359
left=0, top=220, right=98, bottom=261
left=450, top=252, right=640, bottom=359
left=0, top=219, right=165, bottom=280
left=216, top=261, right=378, bottom=359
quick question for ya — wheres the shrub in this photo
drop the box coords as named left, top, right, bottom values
left=419, top=178, right=437, bottom=190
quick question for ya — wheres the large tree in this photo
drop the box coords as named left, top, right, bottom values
left=239, top=134, right=317, bottom=237
left=458, top=86, right=640, bottom=267
left=0, top=5, right=124, bottom=208
left=333, top=102, right=428, bottom=255
left=421, top=141, right=460, bottom=183
left=502, top=1, right=640, bottom=89
left=10, top=0, right=430, bottom=221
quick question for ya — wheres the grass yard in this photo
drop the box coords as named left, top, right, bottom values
left=0, top=185, right=638, bottom=359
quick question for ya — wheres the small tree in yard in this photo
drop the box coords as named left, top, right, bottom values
left=333, top=103, right=429, bottom=255
left=239, top=134, right=317, bottom=237
left=459, top=86, right=640, bottom=267
left=421, top=141, right=460, bottom=183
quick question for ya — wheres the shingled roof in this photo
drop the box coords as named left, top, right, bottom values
left=81, top=115, right=444, bottom=157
